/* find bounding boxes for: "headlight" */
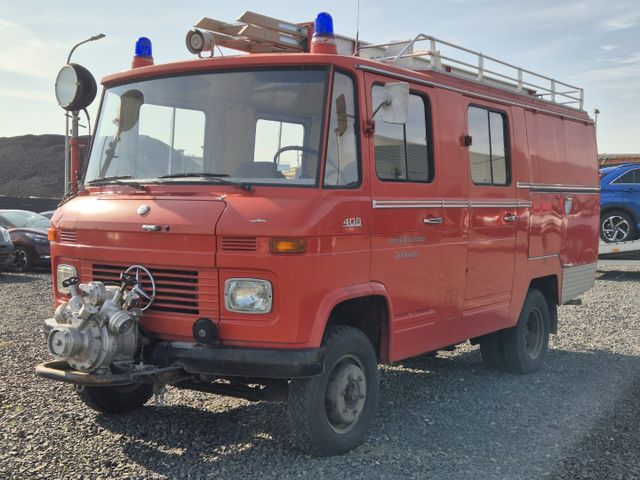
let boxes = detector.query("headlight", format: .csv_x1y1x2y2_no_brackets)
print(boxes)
25,232,49,244
56,264,78,295
0,228,10,243
224,278,272,314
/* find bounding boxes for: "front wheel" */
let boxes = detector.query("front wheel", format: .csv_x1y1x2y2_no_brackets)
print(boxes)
75,384,154,414
287,326,379,455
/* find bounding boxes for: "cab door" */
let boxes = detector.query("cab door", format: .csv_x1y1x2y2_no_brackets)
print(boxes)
365,73,446,360
463,104,517,334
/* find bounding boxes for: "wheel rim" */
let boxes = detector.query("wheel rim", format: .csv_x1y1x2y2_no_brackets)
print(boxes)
325,354,367,434
525,308,544,359
13,249,28,272
602,215,630,242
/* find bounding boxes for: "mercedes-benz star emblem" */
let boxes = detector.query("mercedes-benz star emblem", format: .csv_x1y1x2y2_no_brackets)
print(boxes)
137,204,151,216
124,265,156,311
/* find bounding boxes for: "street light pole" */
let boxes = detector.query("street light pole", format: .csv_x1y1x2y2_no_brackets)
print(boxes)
63,34,105,195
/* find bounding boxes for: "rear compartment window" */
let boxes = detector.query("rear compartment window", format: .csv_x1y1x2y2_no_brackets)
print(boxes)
373,86,432,183
468,106,510,186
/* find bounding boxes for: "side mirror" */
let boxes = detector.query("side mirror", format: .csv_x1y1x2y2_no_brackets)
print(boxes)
372,82,409,124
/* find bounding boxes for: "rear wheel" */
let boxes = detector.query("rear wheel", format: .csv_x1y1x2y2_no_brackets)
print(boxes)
75,384,153,414
287,325,379,455
600,210,635,243
502,289,550,374
13,246,32,272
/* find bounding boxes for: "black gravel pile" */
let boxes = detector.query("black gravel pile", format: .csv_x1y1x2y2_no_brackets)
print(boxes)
0,266,639,479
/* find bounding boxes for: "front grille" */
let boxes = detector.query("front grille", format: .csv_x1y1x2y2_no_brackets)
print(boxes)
92,264,201,315
221,236,258,251
59,229,77,243
0,245,9,263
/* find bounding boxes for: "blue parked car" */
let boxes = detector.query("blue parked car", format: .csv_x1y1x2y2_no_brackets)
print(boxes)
600,163,640,243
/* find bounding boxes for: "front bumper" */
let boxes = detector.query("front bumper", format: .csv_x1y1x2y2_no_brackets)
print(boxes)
35,361,187,386
36,342,324,386
151,342,324,379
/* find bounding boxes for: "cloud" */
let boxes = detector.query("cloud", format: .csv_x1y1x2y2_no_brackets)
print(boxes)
580,61,640,97
0,19,67,79
0,88,52,102
600,45,617,51
616,52,640,65
601,12,640,31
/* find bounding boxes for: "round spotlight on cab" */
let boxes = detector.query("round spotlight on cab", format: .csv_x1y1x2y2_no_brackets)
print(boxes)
186,29,215,54
54,63,97,111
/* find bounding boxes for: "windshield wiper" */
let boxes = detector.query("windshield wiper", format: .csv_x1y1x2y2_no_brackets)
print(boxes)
86,175,147,191
158,172,230,179
157,172,253,192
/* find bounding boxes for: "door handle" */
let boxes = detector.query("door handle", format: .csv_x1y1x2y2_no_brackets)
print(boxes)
503,213,519,223
423,217,444,225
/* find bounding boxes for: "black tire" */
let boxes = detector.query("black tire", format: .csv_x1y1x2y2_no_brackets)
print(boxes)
502,289,550,374
479,331,507,371
75,384,154,414
600,210,636,243
13,246,33,272
287,325,379,456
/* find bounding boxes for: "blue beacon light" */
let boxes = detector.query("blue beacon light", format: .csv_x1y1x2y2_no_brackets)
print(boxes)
132,37,154,68
311,12,337,54
135,37,153,57
314,12,334,36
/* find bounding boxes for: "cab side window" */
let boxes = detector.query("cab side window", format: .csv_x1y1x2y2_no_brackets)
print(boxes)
373,86,432,182
324,72,359,187
468,106,510,185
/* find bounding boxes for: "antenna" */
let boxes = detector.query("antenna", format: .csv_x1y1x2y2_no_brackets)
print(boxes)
354,0,361,55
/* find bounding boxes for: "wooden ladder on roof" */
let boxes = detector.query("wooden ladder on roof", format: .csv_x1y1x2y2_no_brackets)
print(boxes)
194,11,311,53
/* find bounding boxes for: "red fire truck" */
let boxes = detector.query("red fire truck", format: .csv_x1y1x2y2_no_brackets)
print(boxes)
38,11,599,455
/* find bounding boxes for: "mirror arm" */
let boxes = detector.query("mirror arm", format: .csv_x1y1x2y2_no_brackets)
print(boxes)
371,100,391,119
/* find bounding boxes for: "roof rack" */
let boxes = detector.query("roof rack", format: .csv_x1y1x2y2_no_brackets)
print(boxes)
358,34,584,110
189,12,584,111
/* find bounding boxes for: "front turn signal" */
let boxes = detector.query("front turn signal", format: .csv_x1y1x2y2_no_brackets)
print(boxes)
270,238,306,254
48,226,57,241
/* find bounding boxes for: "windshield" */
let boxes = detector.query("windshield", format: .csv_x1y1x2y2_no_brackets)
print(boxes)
85,68,328,187
0,211,50,229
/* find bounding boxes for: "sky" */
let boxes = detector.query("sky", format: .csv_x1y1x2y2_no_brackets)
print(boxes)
0,0,638,153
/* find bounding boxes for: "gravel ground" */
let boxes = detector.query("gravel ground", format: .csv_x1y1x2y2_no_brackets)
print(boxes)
0,265,639,480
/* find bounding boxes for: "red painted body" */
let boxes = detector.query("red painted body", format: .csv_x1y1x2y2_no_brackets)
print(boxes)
50,53,599,364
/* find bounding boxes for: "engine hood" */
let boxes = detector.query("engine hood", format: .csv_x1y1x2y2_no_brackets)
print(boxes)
53,193,226,267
